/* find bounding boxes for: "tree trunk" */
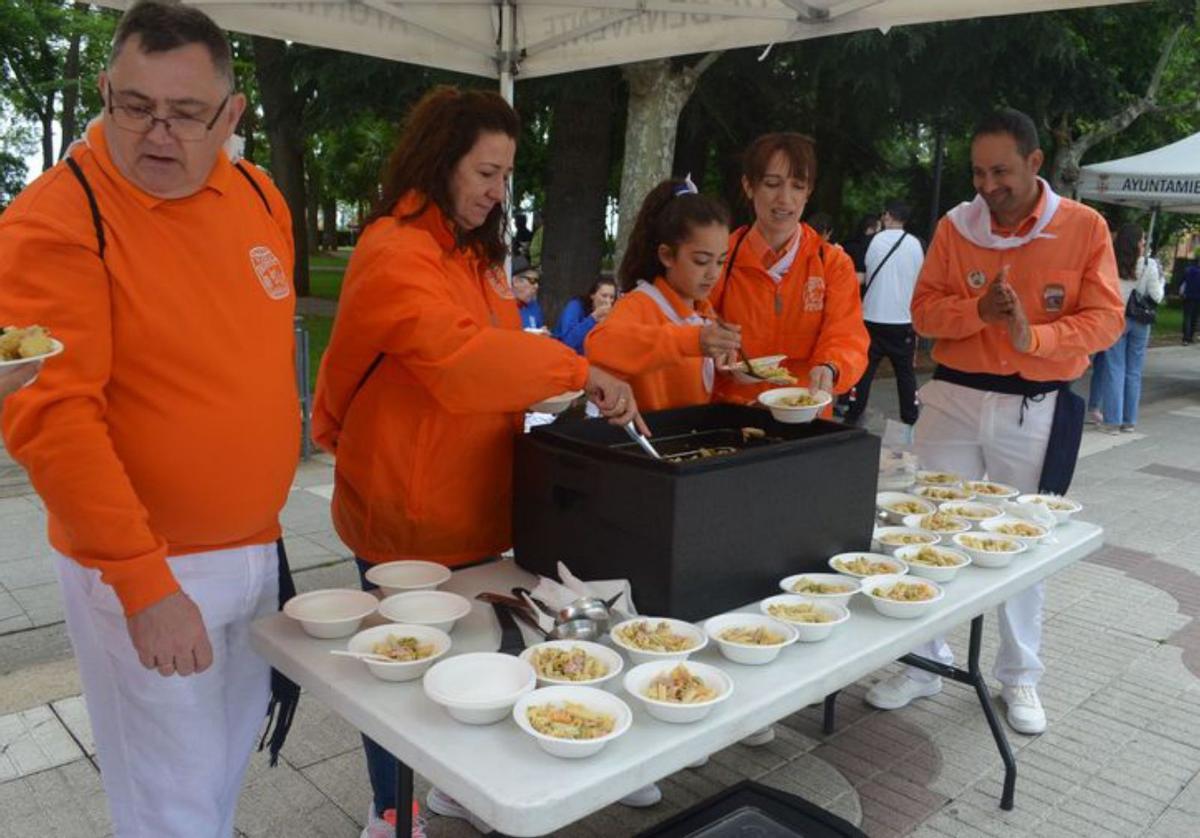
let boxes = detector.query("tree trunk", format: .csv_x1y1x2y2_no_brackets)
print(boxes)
251,35,310,296
306,162,321,255
540,68,619,323
39,106,54,172
58,11,85,159
1048,23,1188,196
614,54,722,269
322,197,338,249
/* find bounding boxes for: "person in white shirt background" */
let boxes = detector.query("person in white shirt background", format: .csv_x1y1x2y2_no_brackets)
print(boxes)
844,199,925,426
1091,222,1165,434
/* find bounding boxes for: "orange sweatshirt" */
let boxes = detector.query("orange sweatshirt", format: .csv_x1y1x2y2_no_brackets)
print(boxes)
0,122,299,615
311,195,589,566
912,190,1123,380
710,224,869,403
584,278,713,412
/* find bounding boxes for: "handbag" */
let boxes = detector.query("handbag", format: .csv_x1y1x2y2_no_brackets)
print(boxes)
1126,289,1157,325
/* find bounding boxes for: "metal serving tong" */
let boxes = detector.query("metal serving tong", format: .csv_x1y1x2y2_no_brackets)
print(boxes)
624,421,662,460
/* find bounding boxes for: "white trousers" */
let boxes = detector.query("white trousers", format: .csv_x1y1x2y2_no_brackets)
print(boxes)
57,543,278,838
905,380,1056,688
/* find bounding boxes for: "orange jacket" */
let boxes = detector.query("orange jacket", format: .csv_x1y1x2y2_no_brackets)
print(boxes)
0,123,298,615
912,192,1123,380
584,278,713,412
311,195,589,566
710,224,869,403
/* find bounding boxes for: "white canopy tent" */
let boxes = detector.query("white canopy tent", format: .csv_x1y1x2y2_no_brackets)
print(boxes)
1077,131,1200,222
1077,131,1200,244
99,1,1140,102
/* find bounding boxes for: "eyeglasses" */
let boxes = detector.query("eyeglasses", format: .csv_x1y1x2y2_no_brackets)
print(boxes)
106,90,231,142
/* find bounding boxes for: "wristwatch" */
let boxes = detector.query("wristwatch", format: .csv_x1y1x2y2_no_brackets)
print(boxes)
820,362,839,384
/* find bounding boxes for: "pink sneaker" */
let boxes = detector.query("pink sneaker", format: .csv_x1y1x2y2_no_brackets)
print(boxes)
361,803,426,838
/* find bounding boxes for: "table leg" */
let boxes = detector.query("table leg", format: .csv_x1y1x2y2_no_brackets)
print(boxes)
823,691,839,735
900,615,1017,810
965,616,1017,811
395,759,413,838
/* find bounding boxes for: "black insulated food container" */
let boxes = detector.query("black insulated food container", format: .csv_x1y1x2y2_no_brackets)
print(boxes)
512,403,880,622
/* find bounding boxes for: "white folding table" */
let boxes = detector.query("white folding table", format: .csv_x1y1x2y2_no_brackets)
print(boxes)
251,521,1103,837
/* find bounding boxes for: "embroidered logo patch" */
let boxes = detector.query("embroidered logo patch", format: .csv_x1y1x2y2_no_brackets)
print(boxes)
1043,284,1066,312
966,270,988,290
803,276,825,312
249,246,290,300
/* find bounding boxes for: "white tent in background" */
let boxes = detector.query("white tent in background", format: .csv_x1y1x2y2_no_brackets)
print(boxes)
1077,131,1200,214
97,1,1142,102
1077,131,1200,243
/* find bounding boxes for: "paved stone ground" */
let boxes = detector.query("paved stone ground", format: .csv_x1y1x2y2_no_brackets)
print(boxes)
3,346,1200,837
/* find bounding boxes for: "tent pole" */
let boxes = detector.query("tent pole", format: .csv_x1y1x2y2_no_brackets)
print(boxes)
501,0,515,275
499,0,515,104
1147,206,1159,250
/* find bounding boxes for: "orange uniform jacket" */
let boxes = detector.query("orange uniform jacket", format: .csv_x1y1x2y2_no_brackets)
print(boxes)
710,224,869,403
311,195,588,566
911,192,1123,380
0,123,299,615
584,278,712,412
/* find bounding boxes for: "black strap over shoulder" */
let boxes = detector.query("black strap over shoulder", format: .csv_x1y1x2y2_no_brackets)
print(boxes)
234,161,273,216
861,232,907,301
64,157,105,260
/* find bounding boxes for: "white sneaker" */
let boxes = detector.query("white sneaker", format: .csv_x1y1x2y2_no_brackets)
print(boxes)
865,673,943,710
687,755,709,768
739,726,775,747
619,783,663,808
1001,685,1046,734
426,787,492,834
361,804,426,838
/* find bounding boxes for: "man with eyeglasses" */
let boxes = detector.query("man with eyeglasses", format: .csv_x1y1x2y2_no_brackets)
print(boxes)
0,2,299,835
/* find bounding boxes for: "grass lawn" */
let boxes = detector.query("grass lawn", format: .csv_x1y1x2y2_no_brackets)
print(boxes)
308,251,350,302
1151,298,1185,344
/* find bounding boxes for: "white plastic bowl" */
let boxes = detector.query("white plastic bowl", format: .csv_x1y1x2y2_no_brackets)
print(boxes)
901,511,972,536
0,336,64,370
952,531,1028,568
759,595,850,642
364,560,452,596
981,516,1051,547
378,590,472,633
283,589,379,639
875,491,937,525
938,501,1004,525
964,480,1020,501
861,574,944,619
1017,493,1083,525
912,469,962,488
530,389,584,414
623,660,734,723
731,354,793,385
703,613,797,665
913,484,975,503
519,640,624,689
423,652,537,725
757,387,831,424
513,686,632,758
872,526,940,556
778,573,861,609
346,623,450,682
892,544,972,583
609,617,707,666
828,551,908,579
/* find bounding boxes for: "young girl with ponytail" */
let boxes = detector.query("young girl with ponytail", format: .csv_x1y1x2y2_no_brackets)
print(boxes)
585,178,742,411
